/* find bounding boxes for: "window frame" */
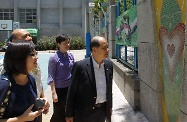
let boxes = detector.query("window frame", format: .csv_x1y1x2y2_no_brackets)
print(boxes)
19,9,37,23
0,9,14,20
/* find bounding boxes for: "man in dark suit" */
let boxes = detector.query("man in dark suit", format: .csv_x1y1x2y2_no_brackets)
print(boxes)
66,36,113,122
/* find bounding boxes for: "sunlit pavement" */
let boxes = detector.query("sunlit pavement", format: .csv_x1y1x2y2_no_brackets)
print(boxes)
43,80,148,122
112,81,148,122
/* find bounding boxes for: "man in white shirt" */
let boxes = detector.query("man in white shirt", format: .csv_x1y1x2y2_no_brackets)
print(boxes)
66,36,113,122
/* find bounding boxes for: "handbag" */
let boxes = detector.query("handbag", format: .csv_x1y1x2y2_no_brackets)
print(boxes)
0,77,11,118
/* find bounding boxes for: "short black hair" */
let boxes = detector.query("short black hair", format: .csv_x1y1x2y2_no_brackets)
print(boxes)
90,36,101,52
4,41,35,75
9,34,17,42
56,34,69,44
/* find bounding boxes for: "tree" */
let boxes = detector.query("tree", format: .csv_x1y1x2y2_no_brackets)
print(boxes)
93,0,107,18
93,0,133,18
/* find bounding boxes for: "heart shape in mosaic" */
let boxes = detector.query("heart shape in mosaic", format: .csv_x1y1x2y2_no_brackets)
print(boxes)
159,23,185,83
167,44,175,58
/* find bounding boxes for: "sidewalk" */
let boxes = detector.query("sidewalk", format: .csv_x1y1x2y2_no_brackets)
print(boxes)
112,81,148,122
42,49,148,122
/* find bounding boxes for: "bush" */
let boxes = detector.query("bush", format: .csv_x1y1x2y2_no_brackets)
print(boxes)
0,41,6,49
69,36,85,50
0,39,8,51
35,35,85,51
35,35,56,51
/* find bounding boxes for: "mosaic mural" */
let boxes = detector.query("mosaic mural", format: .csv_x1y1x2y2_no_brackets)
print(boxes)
154,0,186,121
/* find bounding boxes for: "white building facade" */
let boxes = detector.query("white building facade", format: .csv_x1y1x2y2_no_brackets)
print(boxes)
0,0,87,42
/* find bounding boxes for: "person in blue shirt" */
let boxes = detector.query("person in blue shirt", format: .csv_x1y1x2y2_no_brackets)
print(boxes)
48,34,75,122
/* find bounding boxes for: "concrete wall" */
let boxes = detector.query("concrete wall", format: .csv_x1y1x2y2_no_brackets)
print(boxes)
0,0,14,8
41,0,59,7
17,0,37,7
180,17,187,122
63,0,82,8
41,8,59,24
137,0,162,122
112,59,140,110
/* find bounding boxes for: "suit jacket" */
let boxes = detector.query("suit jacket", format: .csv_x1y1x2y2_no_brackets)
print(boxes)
66,56,113,122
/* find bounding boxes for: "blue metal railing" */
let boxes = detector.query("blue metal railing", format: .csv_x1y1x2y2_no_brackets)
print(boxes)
102,19,105,28
115,1,121,59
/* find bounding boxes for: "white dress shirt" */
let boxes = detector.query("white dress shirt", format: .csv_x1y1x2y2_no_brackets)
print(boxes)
31,65,43,97
92,57,107,104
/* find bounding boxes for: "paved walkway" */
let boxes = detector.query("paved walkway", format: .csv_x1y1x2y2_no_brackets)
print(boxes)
112,81,148,122
41,49,148,122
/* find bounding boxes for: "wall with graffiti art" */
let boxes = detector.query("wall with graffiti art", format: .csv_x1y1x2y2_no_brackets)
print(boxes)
154,0,186,121
115,5,137,47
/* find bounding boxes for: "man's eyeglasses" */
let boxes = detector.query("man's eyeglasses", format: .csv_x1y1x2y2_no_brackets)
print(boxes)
29,51,38,57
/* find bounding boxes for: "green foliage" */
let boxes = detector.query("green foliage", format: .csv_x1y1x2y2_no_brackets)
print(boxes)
118,0,133,14
0,40,7,51
93,0,133,19
0,39,9,51
69,36,85,50
0,35,85,51
126,0,133,10
94,0,107,18
0,42,4,49
120,0,124,14
35,36,56,51
35,35,85,51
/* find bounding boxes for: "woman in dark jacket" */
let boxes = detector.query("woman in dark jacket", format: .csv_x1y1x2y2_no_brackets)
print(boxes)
0,41,49,122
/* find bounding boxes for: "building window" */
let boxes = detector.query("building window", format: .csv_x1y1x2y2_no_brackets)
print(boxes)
20,9,37,23
0,9,14,20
